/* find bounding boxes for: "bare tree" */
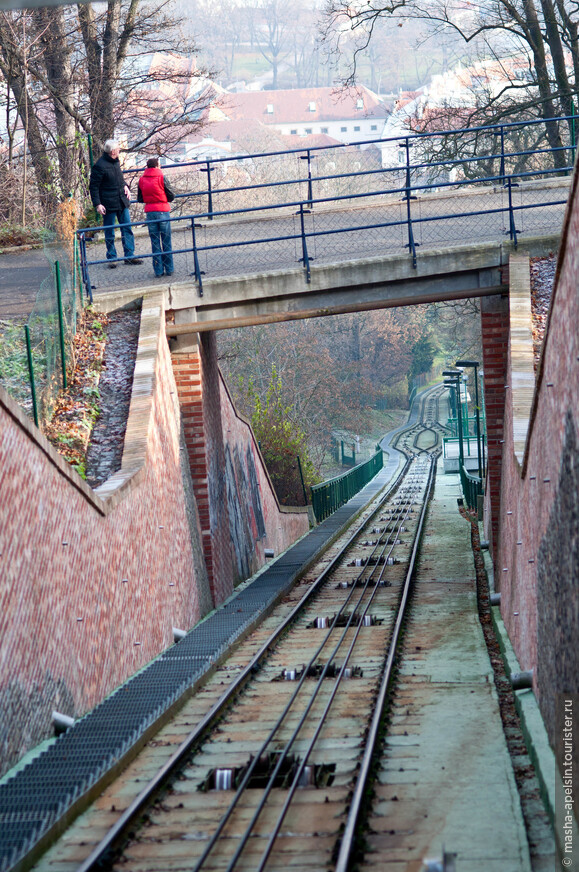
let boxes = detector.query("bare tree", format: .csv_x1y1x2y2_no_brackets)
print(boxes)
322,0,577,167
0,1,213,215
248,0,293,89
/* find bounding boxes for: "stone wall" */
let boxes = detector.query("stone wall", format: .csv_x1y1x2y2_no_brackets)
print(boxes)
0,296,210,777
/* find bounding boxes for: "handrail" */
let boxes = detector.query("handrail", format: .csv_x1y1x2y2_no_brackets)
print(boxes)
311,450,383,523
77,114,574,295
119,112,579,177
460,465,483,512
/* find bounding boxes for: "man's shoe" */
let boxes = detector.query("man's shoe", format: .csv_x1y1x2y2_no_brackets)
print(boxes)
124,258,143,265
164,271,174,276
108,262,117,269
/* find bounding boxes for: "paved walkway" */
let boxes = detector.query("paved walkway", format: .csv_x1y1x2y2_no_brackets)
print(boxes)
363,461,532,871
84,180,568,296
0,178,568,320
0,248,50,320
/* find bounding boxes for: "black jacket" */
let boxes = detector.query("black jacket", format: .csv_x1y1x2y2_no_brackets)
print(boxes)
89,153,130,212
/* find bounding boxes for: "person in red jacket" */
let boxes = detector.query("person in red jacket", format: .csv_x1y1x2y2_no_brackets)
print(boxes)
137,158,175,277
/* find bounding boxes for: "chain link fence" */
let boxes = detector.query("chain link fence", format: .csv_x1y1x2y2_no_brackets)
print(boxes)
0,203,82,427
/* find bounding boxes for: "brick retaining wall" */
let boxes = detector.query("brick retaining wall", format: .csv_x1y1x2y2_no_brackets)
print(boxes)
480,293,510,560
0,296,209,777
171,335,309,602
483,204,579,776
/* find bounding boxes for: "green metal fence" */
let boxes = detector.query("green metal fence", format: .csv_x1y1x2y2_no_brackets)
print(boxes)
311,450,383,523
0,226,81,427
460,465,483,512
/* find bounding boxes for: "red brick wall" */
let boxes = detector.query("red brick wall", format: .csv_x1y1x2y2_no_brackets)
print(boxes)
483,181,579,766
171,343,220,599
480,293,510,561
495,237,579,680
171,335,309,600
0,320,205,777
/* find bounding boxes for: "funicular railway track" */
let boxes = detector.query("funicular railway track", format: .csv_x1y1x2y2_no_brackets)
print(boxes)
30,387,448,872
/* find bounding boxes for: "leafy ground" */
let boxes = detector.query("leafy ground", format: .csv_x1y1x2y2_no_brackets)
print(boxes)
43,307,108,478
0,224,46,249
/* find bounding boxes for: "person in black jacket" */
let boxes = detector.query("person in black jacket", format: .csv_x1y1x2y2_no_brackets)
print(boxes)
89,139,142,269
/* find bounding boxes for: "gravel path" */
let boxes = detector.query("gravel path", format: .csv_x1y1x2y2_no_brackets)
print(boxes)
85,303,141,487
530,254,557,369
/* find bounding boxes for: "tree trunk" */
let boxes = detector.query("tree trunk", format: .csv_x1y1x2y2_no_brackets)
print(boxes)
539,0,574,141
32,7,77,196
0,21,58,214
522,0,566,169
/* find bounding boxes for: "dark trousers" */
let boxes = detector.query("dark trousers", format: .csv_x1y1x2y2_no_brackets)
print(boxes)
146,211,174,276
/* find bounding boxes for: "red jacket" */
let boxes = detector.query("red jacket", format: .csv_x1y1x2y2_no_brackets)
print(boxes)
138,167,172,213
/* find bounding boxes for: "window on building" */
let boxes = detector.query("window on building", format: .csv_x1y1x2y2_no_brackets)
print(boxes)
341,126,347,132
290,129,297,135
354,126,361,132
321,127,328,134
356,98,364,109
309,101,316,112
266,104,274,114
371,125,378,131
305,128,313,134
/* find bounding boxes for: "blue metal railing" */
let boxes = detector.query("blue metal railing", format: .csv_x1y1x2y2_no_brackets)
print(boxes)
311,450,383,523
78,114,575,296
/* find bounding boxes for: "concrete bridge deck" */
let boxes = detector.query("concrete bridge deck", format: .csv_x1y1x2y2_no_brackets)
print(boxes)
84,177,567,333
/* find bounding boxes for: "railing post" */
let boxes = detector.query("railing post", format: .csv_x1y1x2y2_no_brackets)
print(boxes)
78,232,93,304
455,383,465,469
73,235,83,309
300,150,314,208
24,325,39,427
499,125,506,185
298,202,312,283
189,218,205,296
203,161,214,219
296,455,308,506
571,103,577,169
55,260,67,390
402,137,418,268
506,177,518,248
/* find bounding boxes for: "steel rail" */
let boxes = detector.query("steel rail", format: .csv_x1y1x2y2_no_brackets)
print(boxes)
200,391,437,870
76,392,436,872
75,453,416,872
254,464,432,872
227,493,420,869
192,467,420,871
335,453,438,872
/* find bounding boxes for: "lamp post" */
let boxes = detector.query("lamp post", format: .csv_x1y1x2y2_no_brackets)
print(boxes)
443,370,464,469
456,359,484,479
